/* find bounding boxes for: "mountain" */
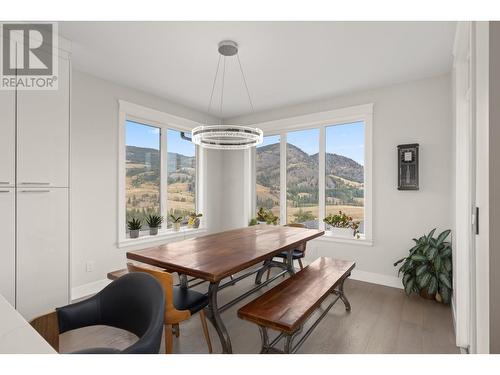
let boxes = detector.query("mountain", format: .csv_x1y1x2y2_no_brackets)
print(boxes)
255,142,364,188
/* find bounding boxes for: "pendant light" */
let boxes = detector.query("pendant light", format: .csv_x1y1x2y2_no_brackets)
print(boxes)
191,40,263,150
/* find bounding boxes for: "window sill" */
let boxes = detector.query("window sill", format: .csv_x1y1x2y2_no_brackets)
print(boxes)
314,232,373,246
118,227,207,249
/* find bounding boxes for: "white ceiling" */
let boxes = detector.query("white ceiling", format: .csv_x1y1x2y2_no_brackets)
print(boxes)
60,22,456,119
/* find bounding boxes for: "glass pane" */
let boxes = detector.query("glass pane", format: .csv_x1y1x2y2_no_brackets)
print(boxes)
125,120,160,231
286,128,320,229
256,135,280,219
325,121,365,233
167,129,196,227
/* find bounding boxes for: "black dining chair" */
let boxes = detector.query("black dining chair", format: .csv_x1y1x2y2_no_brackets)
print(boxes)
30,272,166,354
266,223,307,281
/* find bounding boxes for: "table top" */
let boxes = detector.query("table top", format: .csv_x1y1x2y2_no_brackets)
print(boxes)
0,294,56,354
127,225,324,283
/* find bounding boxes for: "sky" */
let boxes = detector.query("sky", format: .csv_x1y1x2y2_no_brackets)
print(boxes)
126,120,195,157
258,121,365,165
127,119,364,163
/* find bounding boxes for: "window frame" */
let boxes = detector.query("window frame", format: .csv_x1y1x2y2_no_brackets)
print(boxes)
251,103,373,244
118,100,206,247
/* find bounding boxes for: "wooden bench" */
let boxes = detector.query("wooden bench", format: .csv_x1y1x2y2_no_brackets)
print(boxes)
237,257,355,354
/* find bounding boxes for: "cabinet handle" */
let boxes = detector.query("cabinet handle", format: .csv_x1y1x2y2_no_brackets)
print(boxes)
19,182,50,185
0,182,11,184
19,190,51,193
0,190,11,193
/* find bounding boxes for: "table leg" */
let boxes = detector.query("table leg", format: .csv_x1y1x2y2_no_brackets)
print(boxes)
338,274,351,311
179,274,188,289
205,281,233,353
254,259,271,285
286,249,296,276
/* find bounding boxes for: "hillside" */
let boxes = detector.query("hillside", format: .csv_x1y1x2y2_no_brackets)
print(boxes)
255,142,364,209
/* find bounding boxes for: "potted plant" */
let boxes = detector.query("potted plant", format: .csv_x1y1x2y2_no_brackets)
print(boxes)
323,211,360,238
394,229,452,304
127,218,142,239
256,207,268,223
187,212,203,228
169,214,183,232
255,207,279,225
249,218,258,226
145,214,163,235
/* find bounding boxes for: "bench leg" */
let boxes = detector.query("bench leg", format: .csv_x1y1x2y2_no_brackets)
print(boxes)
205,281,233,354
338,275,351,311
258,325,270,353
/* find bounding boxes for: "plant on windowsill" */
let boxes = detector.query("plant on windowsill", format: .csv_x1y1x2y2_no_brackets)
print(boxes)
145,214,164,236
249,218,258,226
169,214,183,232
255,207,279,225
393,229,452,304
187,212,203,228
323,211,360,239
127,218,143,239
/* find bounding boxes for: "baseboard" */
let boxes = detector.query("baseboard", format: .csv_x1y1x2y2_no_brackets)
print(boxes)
349,269,403,289
71,278,111,301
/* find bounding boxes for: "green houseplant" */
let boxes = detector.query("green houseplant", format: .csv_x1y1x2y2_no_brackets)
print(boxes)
169,214,183,232
187,212,203,228
394,228,453,304
249,218,258,226
127,218,142,239
255,207,279,225
145,214,164,235
323,211,360,238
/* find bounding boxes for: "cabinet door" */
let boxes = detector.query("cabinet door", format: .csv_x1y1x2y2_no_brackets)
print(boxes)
0,189,15,306
17,53,69,188
0,90,15,187
16,188,69,320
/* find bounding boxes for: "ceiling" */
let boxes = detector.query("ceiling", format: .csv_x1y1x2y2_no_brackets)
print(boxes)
60,22,456,119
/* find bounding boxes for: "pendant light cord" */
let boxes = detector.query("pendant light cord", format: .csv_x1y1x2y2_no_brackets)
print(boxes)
220,56,226,117
237,54,255,113
206,54,221,122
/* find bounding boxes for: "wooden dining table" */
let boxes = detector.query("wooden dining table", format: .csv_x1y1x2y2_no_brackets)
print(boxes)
126,224,324,353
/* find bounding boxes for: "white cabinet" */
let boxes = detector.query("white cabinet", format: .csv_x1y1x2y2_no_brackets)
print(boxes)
16,55,70,188
0,189,15,305
16,188,69,320
0,91,15,187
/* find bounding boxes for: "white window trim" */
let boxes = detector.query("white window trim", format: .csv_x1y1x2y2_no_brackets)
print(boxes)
251,103,373,244
117,100,205,247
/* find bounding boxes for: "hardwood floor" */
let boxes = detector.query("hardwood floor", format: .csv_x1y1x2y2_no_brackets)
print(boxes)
59,273,459,354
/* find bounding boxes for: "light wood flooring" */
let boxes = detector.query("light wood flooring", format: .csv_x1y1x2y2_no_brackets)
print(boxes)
60,273,459,354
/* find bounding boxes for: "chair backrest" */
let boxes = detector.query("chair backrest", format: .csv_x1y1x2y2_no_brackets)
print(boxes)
98,272,165,353
127,263,191,323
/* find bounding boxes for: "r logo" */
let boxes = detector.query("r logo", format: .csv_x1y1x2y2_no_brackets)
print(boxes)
2,23,54,76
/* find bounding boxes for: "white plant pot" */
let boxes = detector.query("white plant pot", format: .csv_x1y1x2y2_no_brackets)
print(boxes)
329,227,353,238
173,222,181,232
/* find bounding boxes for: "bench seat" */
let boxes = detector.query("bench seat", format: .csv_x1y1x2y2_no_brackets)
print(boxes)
238,257,355,353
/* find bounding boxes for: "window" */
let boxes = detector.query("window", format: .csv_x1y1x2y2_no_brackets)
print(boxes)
255,135,280,217
253,104,372,241
119,100,203,243
286,129,320,229
125,120,161,230
167,129,196,227
325,121,365,234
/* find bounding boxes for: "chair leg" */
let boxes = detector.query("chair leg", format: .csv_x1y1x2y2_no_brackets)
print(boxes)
282,258,287,278
199,310,213,354
298,258,304,270
165,324,174,354
173,323,180,337
266,268,271,281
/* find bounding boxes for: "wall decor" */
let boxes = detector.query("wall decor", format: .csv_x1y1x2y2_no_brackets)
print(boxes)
397,143,419,190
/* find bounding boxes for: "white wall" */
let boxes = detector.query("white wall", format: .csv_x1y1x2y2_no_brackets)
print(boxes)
224,74,453,285
70,70,220,294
